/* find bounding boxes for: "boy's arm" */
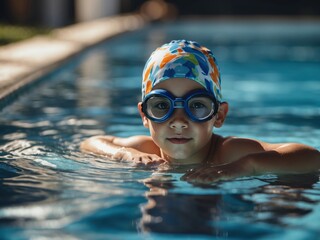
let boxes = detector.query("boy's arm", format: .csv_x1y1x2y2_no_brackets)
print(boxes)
182,138,320,183
80,135,164,166
250,142,320,174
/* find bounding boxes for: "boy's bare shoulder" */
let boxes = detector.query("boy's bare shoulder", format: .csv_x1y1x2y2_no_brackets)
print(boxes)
215,135,268,164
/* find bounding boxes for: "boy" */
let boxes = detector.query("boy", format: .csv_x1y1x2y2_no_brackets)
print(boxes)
81,40,320,183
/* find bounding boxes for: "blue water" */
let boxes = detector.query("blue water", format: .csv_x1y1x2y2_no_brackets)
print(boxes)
0,19,320,239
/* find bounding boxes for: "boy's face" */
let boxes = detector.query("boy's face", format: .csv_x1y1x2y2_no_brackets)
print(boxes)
138,78,228,165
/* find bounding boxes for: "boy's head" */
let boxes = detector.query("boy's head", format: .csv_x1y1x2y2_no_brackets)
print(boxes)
138,40,228,163
141,40,222,102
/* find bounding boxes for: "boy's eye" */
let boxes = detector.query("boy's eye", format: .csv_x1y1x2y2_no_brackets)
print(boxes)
147,96,171,112
189,101,206,109
154,102,169,109
146,97,171,119
188,97,212,109
188,97,214,118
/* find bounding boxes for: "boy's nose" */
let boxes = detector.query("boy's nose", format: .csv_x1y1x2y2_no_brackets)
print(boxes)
169,109,188,129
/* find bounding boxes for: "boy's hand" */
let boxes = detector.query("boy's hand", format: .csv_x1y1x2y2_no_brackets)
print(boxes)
181,158,254,184
112,147,166,168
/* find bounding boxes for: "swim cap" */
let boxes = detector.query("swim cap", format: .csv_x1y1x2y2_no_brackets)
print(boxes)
142,40,222,101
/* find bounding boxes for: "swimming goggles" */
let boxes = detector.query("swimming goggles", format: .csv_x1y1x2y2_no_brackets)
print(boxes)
141,89,219,123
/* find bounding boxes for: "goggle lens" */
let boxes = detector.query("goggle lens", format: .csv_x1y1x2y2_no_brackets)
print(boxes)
187,97,215,119
146,96,171,119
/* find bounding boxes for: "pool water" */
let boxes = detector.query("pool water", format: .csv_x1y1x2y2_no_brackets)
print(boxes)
0,19,320,239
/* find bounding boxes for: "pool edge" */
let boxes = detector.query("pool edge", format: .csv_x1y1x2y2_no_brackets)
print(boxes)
0,14,148,109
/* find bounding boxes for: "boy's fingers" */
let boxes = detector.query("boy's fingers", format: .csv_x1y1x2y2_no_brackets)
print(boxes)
184,166,210,176
184,167,198,175
181,168,202,180
145,158,165,165
181,166,227,183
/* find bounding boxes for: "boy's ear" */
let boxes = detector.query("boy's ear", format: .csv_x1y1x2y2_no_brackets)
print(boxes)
137,102,150,128
214,102,228,128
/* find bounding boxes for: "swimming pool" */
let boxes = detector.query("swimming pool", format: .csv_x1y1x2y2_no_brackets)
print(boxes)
0,19,320,239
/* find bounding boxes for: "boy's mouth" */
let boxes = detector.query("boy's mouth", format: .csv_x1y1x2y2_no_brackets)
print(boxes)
167,137,192,144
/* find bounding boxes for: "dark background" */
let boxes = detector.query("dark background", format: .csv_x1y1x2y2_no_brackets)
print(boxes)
0,0,319,27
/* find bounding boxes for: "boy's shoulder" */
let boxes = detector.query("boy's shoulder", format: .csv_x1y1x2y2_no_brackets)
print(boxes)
214,135,268,164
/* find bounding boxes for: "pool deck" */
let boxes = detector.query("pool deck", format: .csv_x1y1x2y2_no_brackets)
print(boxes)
0,14,147,104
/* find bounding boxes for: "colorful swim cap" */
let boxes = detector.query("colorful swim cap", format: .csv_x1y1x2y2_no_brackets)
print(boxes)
142,40,222,101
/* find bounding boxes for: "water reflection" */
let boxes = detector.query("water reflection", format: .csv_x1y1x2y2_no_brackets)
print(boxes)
138,173,320,237
139,176,223,236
